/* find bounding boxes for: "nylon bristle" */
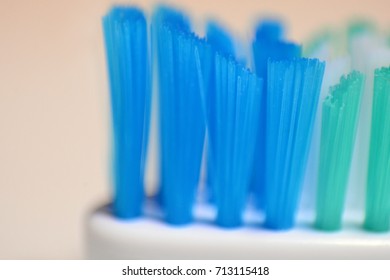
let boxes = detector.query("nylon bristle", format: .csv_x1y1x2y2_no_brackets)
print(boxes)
103,6,151,219
204,54,263,227
364,66,390,232
265,58,325,230
154,7,206,225
315,71,365,231
251,24,301,210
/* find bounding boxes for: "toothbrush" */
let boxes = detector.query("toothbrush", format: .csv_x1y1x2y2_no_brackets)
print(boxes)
87,5,390,259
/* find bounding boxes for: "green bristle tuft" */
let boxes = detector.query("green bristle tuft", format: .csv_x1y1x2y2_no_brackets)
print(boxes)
315,71,365,231
364,66,390,232
304,29,338,58
347,20,375,39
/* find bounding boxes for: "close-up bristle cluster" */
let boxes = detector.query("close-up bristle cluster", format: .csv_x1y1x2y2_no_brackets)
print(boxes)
365,66,390,232
100,4,390,235
316,71,364,231
251,21,301,211
265,58,325,230
154,7,207,225
102,7,151,219
206,54,263,228
2,0,390,263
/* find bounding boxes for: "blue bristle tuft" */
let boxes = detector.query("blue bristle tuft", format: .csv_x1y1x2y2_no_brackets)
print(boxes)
204,53,263,228
265,58,325,230
204,21,236,203
154,8,206,225
206,21,236,57
152,5,191,34
103,6,151,219
151,5,192,207
253,41,302,78
255,19,285,41
251,22,302,210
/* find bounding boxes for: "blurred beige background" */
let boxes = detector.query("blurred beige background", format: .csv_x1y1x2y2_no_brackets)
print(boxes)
0,0,388,259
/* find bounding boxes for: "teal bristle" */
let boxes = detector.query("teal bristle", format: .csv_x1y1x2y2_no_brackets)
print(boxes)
102,6,151,219
315,71,365,231
364,66,390,232
265,58,325,230
203,53,263,228
154,7,206,225
251,21,302,210
347,20,376,42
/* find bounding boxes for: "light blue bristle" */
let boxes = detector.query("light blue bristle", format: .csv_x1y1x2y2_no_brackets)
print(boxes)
102,6,151,219
154,8,206,225
204,53,263,228
265,58,325,230
251,21,302,210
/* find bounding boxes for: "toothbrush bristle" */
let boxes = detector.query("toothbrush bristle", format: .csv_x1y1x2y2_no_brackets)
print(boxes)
303,29,338,59
204,21,236,202
206,21,236,57
101,4,390,233
154,8,206,225
253,40,302,78
364,66,390,232
315,71,365,231
152,5,191,34
205,54,263,227
103,6,151,219
255,20,284,41
347,20,376,40
265,58,325,230
251,25,301,210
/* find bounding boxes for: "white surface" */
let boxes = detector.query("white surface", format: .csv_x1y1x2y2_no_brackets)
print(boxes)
0,0,389,259
87,205,390,259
